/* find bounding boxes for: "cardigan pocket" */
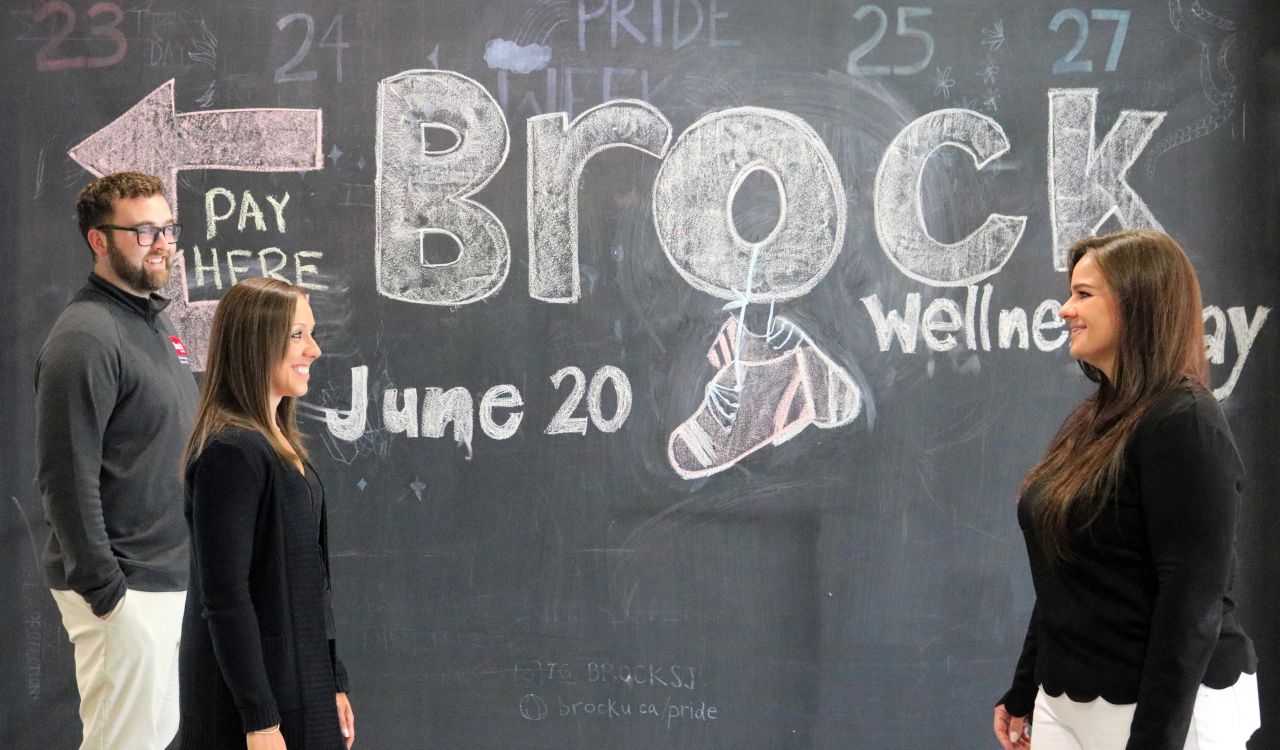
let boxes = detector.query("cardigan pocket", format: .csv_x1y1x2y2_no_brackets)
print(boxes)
260,635,302,710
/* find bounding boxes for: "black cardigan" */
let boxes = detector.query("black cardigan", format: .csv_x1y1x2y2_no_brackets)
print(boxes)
1000,384,1256,750
177,427,350,750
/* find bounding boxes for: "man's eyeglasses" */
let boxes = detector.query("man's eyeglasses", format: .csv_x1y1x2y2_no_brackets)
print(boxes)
95,223,182,247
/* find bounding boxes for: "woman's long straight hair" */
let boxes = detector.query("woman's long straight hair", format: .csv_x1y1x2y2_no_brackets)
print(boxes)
1021,230,1208,563
183,277,310,470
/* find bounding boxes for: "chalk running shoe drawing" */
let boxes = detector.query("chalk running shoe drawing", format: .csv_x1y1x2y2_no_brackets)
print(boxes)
668,316,861,479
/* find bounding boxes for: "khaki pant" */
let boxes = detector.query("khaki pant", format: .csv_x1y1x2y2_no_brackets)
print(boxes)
51,588,185,750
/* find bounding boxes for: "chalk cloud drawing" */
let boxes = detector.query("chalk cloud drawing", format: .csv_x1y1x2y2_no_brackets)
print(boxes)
669,316,861,479
652,106,861,479
528,99,672,302
68,79,323,369
375,70,510,305
1048,88,1165,271
874,108,1026,288
484,38,552,73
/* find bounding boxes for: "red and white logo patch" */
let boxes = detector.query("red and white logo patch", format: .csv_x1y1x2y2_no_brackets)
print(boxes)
169,336,190,366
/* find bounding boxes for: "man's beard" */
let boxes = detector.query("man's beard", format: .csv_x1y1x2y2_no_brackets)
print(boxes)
106,235,171,292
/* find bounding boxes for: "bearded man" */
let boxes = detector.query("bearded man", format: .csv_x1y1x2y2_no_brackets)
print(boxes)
35,171,198,749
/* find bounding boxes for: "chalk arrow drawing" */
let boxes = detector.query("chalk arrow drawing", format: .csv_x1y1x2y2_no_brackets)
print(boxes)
68,79,324,370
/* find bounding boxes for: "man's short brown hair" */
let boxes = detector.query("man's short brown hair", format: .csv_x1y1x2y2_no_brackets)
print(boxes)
76,172,166,250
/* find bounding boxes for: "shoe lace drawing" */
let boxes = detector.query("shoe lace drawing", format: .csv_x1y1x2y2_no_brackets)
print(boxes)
668,315,862,479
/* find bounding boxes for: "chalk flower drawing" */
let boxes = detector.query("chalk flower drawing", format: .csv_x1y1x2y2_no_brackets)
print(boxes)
978,59,1000,87
981,20,1006,52
668,316,861,479
189,22,218,107
933,66,956,99
188,22,217,68
984,92,1001,113
195,82,217,109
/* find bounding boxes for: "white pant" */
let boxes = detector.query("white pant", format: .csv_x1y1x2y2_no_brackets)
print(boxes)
1031,673,1261,750
51,588,185,750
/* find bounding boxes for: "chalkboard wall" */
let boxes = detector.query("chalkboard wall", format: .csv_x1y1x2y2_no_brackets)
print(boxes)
2,1,1276,747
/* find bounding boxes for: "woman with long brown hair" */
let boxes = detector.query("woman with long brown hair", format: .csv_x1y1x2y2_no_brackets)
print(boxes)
176,278,355,749
993,231,1258,749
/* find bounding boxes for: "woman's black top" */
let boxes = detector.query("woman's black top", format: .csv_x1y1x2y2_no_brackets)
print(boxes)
302,463,337,640
1000,383,1256,750
177,427,350,750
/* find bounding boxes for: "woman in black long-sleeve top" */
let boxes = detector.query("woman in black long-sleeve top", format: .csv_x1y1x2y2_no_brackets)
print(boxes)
993,231,1258,750
177,277,354,750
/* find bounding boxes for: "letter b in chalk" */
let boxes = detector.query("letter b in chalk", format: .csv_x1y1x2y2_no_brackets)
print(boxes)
376,70,511,305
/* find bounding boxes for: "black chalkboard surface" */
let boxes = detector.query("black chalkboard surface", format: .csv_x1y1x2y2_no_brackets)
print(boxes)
2,1,1276,747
